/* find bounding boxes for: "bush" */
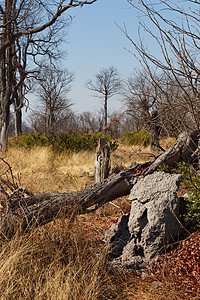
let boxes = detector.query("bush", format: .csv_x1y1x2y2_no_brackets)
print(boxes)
9,132,49,148
158,162,200,229
121,130,151,147
8,132,115,152
9,130,153,152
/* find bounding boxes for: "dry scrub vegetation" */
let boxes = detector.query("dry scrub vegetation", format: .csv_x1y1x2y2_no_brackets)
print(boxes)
0,142,190,299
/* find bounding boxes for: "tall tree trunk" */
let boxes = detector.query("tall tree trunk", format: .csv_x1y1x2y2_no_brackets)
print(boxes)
0,91,10,151
13,58,23,137
14,109,22,136
0,9,6,150
0,0,13,150
104,92,108,128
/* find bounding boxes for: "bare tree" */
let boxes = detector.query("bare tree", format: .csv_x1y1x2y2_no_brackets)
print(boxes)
31,65,74,134
123,71,166,150
85,66,121,129
0,0,97,151
77,111,97,134
123,0,200,138
11,15,66,137
123,71,156,129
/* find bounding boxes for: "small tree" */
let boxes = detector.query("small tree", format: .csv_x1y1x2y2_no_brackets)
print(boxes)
31,65,74,134
123,71,164,150
85,66,121,129
123,70,189,150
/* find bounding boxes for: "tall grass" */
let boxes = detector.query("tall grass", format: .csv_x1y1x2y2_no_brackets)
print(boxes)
0,219,120,300
0,217,183,300
2,147,96,194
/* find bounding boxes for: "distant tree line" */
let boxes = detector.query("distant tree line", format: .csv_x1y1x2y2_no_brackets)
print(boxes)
9,62,200,149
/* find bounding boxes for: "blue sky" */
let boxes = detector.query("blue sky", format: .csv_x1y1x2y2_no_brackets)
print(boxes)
25,0,194,119
64,0,141,115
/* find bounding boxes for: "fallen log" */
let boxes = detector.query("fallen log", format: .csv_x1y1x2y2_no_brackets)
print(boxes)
0,130,198,238
0,163,149,238
145,131,199,174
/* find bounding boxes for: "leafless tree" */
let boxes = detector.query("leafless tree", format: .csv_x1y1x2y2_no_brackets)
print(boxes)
123,71,156,128
123,71,167,150
11,14,67,137
0,0,97,150
31,65,74,134
77,111,97,134
123,0,200,138
85,66,122,129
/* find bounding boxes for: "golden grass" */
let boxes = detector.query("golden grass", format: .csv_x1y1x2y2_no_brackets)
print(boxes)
0,142,184,300
113,137,176,166
0,218,183,300
1,143,157,194
1,147,96,194
0,221,116,300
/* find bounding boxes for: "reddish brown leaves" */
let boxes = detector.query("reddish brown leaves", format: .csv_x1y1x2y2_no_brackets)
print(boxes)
151,232,200,298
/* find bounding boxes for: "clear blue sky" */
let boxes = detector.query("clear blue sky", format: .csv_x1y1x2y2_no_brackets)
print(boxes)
64,0,141,115
25,0,193,119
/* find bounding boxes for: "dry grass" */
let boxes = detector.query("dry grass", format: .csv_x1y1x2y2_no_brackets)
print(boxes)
0,220,118,300
0,143,185,300
2,147,95,194
112,137,176,166
0,218,183,300
1,143,157,194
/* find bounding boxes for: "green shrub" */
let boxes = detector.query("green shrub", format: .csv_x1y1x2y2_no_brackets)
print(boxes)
8,132,116,152
158,162,200,230
121,130,151,147
8,132,49,148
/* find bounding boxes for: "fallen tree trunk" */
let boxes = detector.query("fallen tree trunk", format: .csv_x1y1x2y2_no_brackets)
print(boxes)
0,131,198,238
145,131,199,174
1,163,148,238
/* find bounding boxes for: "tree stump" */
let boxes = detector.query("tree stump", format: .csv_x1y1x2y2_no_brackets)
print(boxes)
94,138,111,183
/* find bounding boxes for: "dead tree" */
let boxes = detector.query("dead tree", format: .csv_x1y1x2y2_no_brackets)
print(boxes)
31,65,74,135
124,0,200,134
0,164,141,238
85,67,121,128
94,138,111,183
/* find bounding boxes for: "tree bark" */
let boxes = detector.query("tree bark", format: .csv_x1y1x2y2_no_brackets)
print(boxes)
104,92,108,129
14,109,22,137
94,138,111,183
0,1,13,150
145,131,199,174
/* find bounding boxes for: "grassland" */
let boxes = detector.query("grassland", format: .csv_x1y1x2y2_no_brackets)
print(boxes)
0,141,188,299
